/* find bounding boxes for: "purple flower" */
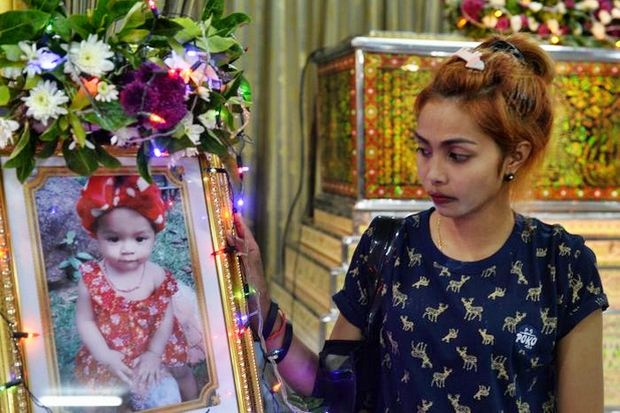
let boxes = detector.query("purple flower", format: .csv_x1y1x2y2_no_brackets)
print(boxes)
461,0,485,20
598,0,613,11
564,0,575,8
120,63,187,130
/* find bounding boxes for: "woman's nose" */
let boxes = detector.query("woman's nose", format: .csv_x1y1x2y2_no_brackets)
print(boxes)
426,157,447,185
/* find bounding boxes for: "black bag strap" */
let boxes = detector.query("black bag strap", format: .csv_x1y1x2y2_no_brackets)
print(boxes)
364,216,405,337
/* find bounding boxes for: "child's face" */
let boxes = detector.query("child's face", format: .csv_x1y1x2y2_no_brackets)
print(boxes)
95,207,156,274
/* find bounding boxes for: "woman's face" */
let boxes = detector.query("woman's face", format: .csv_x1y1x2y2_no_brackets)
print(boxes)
95,207,156,274
415,98,512,220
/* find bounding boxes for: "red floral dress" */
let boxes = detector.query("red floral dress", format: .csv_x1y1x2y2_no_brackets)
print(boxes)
75,261,188,388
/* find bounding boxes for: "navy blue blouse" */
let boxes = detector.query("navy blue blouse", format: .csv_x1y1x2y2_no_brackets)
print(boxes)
333,209,608,412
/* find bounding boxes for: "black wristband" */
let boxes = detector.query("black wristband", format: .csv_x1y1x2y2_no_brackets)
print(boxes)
262,301,279,339
273,322,293,364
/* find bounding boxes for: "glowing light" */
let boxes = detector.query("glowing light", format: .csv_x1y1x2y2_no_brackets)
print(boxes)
236,199,244,207
550,35,560,45
457,17,468,29
39,396,122,407
238,166,250,173
153,147,163,157
493,10,503,18
271,382,282,393
148,113,166,125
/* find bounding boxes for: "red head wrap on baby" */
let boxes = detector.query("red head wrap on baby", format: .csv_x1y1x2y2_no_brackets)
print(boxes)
76,175,167,237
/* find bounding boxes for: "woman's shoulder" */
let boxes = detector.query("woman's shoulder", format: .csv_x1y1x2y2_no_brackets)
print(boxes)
518,214,587,246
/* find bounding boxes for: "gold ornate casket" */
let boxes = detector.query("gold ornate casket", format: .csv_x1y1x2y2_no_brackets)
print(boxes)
275,33,620,409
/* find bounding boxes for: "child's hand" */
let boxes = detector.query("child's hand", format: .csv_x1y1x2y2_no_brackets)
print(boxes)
101,350,132,386
133,350,163,390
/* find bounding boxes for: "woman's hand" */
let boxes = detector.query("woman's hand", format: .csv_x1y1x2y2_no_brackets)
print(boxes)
132,350,163,391
101,350,133,386
228,214,272,321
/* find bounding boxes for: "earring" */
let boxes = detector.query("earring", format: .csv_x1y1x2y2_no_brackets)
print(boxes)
504,172,515,182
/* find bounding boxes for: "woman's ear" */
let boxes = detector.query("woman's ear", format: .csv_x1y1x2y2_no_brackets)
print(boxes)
504,140,532,174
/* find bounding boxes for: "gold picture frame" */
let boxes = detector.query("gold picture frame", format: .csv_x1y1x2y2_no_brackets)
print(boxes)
0,154,263,412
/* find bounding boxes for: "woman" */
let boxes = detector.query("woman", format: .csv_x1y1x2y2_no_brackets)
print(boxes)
233,34,608,412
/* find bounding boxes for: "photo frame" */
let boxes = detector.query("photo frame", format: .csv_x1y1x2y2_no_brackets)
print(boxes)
0,154,263,412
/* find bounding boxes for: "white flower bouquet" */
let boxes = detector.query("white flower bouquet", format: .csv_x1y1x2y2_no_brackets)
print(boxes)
445,0,620,47
0,0,252,182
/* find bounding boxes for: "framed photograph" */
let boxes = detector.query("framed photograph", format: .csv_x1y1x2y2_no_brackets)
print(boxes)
0,154,263,412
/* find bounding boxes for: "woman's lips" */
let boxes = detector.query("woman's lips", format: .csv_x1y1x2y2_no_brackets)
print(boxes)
429,193,455,205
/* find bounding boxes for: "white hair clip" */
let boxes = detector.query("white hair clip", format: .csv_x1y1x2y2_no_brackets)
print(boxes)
453,47,485,71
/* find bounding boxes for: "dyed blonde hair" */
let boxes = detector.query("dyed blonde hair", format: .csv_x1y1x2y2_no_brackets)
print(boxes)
414,34,556,198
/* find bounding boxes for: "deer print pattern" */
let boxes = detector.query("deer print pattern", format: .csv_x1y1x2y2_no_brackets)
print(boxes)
332,210,607,412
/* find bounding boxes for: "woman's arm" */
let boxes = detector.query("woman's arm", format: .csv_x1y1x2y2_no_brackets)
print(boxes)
76,278,132,385
231,214,364,395
556,309,603,413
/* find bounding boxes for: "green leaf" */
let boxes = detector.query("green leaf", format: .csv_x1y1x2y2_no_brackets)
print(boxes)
200,132,227,156
65,230,76,243
0,85,9,106
38,120,59,142
147,17,184,38
95,145,122,169
212,12,251,37
16,157,36,183
83,101,137,131
4,125,33,168
69,257,82,269
51,16,72,41
57,260,71,269
206,35,237,53
0,10,50,44
202,0,225,20
136,142,152,183
68,112,86,146
67,14,95,39
62,141,99,176
36,138,59,159
77,251,94,260
115,1,147,33
118,28,150,43
1,45,22,61
171,17,202,43
23,0,60,13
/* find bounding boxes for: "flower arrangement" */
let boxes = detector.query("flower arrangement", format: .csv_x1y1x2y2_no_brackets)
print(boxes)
445,0,620,47
0,0,252,182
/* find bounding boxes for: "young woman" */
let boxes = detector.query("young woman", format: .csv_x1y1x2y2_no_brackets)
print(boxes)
233,34,608,412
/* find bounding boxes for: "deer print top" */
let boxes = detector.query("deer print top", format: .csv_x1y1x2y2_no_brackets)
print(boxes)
333,209,608,413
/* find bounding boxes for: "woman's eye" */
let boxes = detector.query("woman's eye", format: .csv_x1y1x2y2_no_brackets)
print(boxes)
416,147,431,157
449,153,469,162
106,237,119,242
136,236,148,243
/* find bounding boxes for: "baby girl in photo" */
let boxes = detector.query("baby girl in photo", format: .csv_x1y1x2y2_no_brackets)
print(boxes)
74,175,203,410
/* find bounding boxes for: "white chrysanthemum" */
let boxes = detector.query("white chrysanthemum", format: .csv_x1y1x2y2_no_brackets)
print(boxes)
576,0,600,11
111,127,139,146
547,19,560,34
1,66,22,79
598,10,612,25
181,115,205,144
556,2,567,14
528,16,540,32
95,81,119,102
591,21,607,39
613,7,620,18
198,110,218,130
528,2,543,12
0,118,19,149
19,41,37,61
482,15,498,29
21,80,69,126
197,86,211,101
67,34,114,77
510,15,523,32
